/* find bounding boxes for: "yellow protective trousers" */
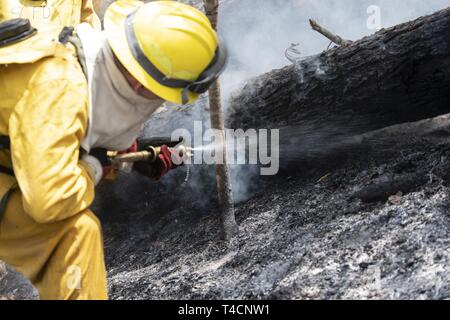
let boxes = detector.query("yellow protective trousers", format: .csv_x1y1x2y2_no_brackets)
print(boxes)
0,175,108,300
0,30,107,300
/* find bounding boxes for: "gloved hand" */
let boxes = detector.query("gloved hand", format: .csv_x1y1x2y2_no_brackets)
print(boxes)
81,148,112,185
133,145,182,180
81,143,139,184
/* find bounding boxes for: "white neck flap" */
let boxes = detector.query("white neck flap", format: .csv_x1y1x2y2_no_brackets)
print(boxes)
76,23,163,152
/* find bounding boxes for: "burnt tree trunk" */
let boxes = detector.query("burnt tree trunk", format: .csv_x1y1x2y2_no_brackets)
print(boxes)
227,8,450,133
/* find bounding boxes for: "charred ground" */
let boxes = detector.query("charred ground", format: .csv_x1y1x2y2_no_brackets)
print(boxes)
100,116,450,300
98,8,450,300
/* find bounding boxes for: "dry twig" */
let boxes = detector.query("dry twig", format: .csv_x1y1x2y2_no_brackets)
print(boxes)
309,19,352,46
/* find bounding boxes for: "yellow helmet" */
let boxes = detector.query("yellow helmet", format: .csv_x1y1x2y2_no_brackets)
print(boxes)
104,0,228,105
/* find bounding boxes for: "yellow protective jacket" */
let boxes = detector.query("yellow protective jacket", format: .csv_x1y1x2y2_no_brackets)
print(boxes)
0,0,101,30
0,29,96,223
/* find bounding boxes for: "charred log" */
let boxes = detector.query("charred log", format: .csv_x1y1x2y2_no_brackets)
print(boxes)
227,8,450,134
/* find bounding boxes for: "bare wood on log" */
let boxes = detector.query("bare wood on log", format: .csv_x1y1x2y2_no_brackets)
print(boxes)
309,19,352,46
204,0,238,241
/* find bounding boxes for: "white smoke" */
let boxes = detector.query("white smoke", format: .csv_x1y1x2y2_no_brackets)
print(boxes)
213,0,450,202
141,0,450,203
217,0,450,99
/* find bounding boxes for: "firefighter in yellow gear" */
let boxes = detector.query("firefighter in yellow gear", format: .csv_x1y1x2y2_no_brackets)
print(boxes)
0,0,226,300
0,0,101,29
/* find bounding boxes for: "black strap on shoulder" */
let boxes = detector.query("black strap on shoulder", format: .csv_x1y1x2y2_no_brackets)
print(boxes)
58,26,74,44
0,182,17,226
0,134,16,221
0,135,10,150
0,186,14,222
58,26,88,80
0,136,14,176
0,166,14,176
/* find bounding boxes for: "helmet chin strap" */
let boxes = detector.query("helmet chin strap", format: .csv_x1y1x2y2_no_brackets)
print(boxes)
131,81,141,92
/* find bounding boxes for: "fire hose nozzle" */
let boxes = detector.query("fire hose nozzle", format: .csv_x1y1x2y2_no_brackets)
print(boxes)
176,145,193,159
110,145,192,166
111,150,153,165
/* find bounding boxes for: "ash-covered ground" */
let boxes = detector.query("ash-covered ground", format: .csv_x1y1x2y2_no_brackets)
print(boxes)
97,4,450,299
98,113,450,300
2,108,449,301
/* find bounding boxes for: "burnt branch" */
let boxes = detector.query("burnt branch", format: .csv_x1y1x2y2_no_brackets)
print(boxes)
309,19,352,46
